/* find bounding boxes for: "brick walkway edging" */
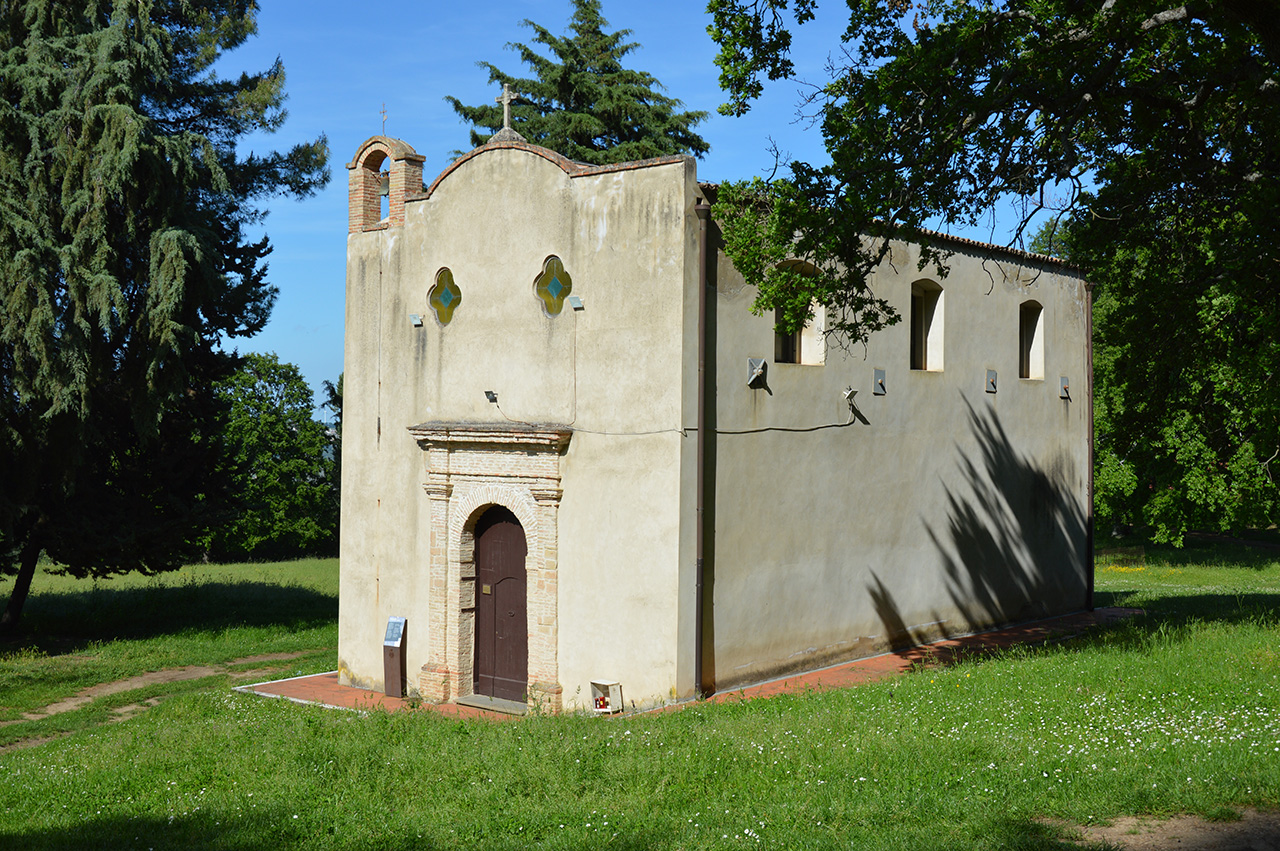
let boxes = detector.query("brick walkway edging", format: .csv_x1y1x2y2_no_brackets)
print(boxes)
236,607,1143,720
663,606,1143,711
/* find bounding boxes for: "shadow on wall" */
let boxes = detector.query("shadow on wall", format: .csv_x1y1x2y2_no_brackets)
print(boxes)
871,396,1089,649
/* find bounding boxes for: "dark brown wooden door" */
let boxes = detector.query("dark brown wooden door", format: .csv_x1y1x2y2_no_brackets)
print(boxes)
473,506,528,702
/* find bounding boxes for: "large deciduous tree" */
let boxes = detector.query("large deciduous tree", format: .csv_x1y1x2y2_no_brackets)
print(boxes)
205,354,336,562
446,0,710,164
0,0,329,631
707,0,1280,542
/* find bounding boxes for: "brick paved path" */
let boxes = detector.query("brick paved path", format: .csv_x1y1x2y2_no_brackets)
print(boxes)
238,607,1142,719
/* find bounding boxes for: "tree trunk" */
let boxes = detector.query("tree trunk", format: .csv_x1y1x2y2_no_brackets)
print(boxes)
0,536,42,636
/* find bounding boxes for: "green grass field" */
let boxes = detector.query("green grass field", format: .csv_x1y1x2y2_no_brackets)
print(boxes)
1,543,1277,850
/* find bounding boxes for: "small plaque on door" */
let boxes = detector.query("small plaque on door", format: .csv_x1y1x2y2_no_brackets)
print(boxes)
482,584,491,595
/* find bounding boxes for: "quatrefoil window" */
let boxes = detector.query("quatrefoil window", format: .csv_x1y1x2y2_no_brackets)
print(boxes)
429,268,462,325
534,256,573,316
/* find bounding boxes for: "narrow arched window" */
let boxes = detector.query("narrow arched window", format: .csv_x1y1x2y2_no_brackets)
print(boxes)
773,261,825,365
910,280,944,371
775,306,801,363
1019,300,1044,379
774,305,825,365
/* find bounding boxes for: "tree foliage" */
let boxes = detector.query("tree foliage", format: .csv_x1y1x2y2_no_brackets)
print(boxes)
205,354,336,562
321,371,342,522
446,0,710,164
0,0,329,630
708,0,1280,541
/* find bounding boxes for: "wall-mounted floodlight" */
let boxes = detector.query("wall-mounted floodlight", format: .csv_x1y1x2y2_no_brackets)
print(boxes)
409,314,423,327
747,358,768,389
1060,377,1071,400
484,390,498,403
568,295,584,311
843,386,870,425
873,368,886,396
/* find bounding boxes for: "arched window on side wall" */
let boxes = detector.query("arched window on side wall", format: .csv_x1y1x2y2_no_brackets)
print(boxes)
1019,300,1044,379
910,280,944,371
773,262,825,366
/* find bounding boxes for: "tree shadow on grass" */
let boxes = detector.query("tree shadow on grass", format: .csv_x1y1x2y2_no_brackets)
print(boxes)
979,817,1122,851
0,811,680,851
0,811,381,851
1,580,336,653
1067,590,1280,657
895,816,1121,851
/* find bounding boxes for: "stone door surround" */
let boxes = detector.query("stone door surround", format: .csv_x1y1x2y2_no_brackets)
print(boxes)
408,422,571,712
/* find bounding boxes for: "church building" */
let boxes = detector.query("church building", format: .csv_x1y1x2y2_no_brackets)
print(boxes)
337,127,1093,713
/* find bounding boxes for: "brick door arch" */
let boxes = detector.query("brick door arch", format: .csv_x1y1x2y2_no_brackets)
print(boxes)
410,424,570,712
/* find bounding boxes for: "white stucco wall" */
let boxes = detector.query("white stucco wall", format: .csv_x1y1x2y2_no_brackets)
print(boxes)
705,237,1092,688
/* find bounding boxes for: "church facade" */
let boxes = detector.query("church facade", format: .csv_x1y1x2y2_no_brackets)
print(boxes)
337,132,1093,712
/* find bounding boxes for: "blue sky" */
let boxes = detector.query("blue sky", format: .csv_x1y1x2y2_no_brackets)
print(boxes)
227,1,1010,410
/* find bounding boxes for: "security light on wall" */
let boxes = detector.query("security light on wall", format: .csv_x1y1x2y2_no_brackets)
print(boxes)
843,386,871,425
409,314,423,327
484,390,498,403
567,295,584,311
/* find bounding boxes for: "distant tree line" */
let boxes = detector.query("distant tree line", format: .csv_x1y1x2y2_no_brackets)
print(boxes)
204,353,340,564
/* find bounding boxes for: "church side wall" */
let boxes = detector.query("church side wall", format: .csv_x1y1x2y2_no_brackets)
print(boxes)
707,240,1091,689
339,148,694,708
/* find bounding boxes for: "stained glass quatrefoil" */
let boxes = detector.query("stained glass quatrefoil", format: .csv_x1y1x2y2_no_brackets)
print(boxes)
534,256,573,316
429,268,462,325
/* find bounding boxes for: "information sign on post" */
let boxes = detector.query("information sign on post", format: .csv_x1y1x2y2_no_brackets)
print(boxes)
383,616,407,698
384,616,406,647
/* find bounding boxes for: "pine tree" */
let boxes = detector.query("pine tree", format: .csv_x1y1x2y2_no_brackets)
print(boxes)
0,1,329,631
446,0,709,165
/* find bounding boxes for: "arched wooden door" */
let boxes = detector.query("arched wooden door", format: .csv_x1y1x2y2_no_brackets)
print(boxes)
473,506,528,702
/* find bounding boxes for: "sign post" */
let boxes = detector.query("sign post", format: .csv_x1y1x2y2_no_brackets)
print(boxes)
383,616,407,698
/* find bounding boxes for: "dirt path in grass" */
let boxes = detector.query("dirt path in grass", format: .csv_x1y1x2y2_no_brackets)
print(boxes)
0,651,311,746
1060,809,1280,850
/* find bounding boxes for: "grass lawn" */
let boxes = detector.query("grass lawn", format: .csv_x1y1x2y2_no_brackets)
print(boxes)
1,543,1277,850
0,560,338,745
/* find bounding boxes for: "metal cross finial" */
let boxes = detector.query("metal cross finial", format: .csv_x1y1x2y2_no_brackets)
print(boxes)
496,84,517,131
380,102,387,134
